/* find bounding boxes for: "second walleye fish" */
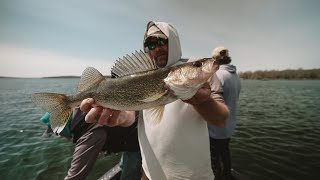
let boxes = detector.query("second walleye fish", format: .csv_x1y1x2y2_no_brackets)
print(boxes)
32,50,220,133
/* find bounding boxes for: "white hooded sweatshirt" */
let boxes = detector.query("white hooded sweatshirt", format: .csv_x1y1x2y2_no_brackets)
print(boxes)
138,21,216,180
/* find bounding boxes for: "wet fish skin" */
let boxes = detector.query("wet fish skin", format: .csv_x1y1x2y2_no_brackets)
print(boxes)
92,67,174,110
32,52,219,133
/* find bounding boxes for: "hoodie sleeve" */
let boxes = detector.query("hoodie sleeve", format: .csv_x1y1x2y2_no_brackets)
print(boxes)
209,74,224,103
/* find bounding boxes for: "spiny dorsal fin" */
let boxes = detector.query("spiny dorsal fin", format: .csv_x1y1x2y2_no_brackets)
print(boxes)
111,50,157,78
78,67,105,92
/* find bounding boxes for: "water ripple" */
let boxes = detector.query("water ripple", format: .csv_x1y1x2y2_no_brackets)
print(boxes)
1,79,320,180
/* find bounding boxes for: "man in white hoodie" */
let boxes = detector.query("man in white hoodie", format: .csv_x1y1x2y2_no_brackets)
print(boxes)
80,21,229,180
208,47,241,180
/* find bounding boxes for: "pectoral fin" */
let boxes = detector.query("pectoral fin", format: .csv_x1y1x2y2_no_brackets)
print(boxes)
144,106,165,124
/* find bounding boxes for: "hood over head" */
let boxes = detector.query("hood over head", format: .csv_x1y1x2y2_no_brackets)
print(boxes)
212,46,229,57
144,21,182,67
212,46,232,65
212,46,236,73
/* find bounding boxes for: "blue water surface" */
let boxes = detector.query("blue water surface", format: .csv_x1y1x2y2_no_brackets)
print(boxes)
0,78,319,180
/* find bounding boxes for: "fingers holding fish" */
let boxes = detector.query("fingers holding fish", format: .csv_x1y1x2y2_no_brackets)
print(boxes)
98,109,120,127
117,111,137,127
85,106,103,123
95,109,136,127
183,82,212,105
80,98,95,113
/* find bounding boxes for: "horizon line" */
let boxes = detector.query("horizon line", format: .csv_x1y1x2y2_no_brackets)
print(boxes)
1,67,319,79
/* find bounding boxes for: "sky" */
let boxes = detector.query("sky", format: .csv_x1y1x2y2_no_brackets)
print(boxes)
0,0,319,77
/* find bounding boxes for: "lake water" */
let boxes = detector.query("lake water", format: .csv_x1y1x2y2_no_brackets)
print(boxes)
0,78,319,180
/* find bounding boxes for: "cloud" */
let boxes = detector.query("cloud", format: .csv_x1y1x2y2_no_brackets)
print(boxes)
0,43,113,78
1,0,319,76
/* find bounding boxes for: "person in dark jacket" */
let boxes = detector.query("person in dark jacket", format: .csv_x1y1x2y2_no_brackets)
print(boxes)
41,107,141,180
40,74,142,180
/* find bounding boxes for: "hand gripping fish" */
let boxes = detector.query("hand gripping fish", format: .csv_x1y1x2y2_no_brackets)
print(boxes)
32,50,220,133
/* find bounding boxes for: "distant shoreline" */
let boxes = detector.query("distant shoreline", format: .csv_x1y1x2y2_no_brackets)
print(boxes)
0,75,111,79
1,68,319,80
42,76,81,79
239,68,320,80
0,76,80,79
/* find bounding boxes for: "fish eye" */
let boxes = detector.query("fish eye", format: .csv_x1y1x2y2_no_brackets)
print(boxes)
193,61,202,67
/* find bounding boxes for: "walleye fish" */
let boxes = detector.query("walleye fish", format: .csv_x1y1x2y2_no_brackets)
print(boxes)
32,50,220,133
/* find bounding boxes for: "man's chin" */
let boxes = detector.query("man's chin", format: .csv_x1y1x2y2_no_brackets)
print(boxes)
156,56,168,67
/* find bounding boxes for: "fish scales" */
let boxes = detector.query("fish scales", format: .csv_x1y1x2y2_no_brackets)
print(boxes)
93,68,173,109
32,51,219,133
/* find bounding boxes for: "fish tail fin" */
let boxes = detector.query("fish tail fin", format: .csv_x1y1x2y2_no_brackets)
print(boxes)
32,93,71,134
145,106,165,124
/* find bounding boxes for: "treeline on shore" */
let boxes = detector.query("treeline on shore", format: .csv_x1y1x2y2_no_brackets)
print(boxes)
239,68,320,80
41,75,112,79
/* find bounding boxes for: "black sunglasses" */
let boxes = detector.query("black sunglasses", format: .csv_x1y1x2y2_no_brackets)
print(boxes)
144,38,168,50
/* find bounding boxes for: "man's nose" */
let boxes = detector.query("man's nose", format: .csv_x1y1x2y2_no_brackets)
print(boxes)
154,45,163,51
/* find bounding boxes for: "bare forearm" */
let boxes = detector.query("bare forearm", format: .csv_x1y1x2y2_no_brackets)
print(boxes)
192,98,229,127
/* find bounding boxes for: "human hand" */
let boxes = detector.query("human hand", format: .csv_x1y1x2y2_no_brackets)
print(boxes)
182,82,212,105
80,98,135,127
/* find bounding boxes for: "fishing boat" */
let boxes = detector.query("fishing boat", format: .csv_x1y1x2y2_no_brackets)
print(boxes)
98,162,250,180
98,162,121,180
